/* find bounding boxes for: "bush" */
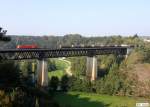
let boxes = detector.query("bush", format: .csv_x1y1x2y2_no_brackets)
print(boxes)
68,76,92,92
49,76,59,91
60,75,69,91
0,61,21,88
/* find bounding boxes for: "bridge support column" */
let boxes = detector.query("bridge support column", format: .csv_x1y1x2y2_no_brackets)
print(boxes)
126,47,133,58
86,56,97,81
37,59,48,87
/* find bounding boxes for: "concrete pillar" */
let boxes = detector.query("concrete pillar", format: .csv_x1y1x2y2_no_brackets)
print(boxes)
126,47,133,58
31,62,36,84
86,56,97,81
37,59,48,87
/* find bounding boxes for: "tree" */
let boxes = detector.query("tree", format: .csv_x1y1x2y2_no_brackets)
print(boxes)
0,27,11,41
0,61,22,106
0,61,21,88
68,76,92,92
48,60,57,71
80,78,92,92
133,34,139,38
60,75,69,91
70,57,86,77
49,76,59,91
68,76,82,91
95,79,105,94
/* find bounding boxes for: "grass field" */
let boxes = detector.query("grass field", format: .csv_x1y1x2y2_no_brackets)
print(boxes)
54,92,147,107
48,59,70,79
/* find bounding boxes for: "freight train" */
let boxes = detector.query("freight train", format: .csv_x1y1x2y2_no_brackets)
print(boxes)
16,44,134,49
16,44,38,49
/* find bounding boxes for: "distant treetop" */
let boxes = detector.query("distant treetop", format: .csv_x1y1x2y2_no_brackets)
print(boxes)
133,34,139,38
0,27,11,41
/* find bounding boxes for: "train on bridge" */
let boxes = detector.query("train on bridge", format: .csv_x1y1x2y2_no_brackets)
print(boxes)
60,44,134,48
16,44,134,49
16,44,38,49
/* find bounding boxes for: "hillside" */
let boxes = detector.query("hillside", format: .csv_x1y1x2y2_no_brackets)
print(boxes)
118,47,150,97
125,47,150,82
132,64,150,82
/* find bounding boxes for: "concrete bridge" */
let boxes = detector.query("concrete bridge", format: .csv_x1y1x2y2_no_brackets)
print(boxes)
0,46,133,87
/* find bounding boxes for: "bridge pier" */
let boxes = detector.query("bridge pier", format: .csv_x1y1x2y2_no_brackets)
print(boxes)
126,47,133,58
86,56,97,81
37,59,48,87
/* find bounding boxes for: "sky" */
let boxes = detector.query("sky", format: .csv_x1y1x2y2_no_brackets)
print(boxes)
0,0,150,36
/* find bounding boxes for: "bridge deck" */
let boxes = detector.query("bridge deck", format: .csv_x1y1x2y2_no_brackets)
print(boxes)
0,47,129,60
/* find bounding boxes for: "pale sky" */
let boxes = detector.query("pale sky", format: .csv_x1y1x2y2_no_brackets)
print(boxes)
0,0,150,36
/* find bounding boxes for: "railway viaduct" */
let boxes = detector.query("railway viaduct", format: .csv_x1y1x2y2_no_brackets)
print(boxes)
0,46,133,87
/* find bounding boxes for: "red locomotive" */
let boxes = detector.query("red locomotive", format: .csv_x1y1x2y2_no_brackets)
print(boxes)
16,44,38,49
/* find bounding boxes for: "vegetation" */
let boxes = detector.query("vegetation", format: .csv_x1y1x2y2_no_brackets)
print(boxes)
0,34,150,106
0,34,146,49
48,59,69,79
0,60,66,107
0,61,21,88
68,57,86,76
0,27,11,42
62,35,150,98
54,92,140,107
49,76,59,91
66,47,150,97
14,35,150,98
60,75,69,91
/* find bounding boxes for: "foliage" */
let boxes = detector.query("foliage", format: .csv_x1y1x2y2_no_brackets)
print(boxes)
48,60,57,71
55,92,138,107
0,61,21,88
69,57,86,77
68,77,92,92
18,60,36,86
1,34,146,49
48,59,69,79
49,76,59,91
60,75,69,91
0,90,12,107
0,27,11,42
49,70,65,80
97,55,116,77
95,63,123,95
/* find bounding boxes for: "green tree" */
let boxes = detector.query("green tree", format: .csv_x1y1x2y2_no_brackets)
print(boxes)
68,77,82,91
70,57,86,77
0,61,20,88
49,76,59,91
48,60,57,71
68,77,92,92
80,78,92,92
0,27,11,42
60,75,69,91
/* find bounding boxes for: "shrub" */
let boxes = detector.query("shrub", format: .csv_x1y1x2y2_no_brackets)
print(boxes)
49,76,59,91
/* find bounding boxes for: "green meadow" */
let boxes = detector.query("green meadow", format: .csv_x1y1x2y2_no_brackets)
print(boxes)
48,59,69,79
54,92,147,107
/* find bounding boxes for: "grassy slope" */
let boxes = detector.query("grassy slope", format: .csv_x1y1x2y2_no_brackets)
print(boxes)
48,59,69,79
125,51,150,82
54,92,145,107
